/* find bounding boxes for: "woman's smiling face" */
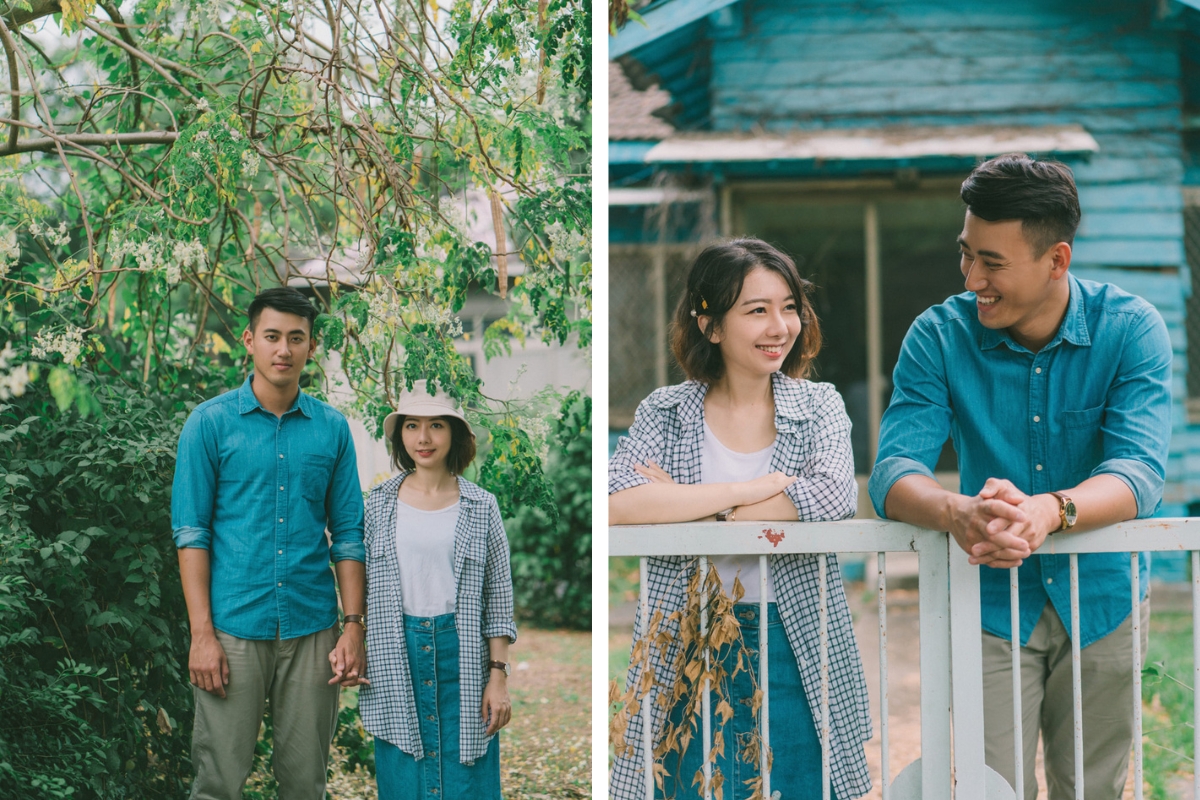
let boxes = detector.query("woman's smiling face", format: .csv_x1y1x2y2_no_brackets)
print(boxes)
702,266,802,379
401,415,453,470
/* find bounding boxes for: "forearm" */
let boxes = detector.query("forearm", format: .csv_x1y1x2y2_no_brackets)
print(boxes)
1052,474,1138,533
883,474,962,530
734,492,799,521
178,548,216,636
333,559,366,617
609,482,750,524
488,636,510,665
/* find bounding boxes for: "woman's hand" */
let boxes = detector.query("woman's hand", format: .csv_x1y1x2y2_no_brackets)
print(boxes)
634,461,676,484
736,472,797,506
481,673,512,735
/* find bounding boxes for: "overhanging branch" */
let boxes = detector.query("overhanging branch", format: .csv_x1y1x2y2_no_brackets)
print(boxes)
0,130,178,156
0,0,61,27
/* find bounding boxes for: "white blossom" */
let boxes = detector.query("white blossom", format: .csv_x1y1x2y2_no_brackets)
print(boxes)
169,239,207,284
241,149,261,178
0,229,18,278
31,326,85,366
0,360,30,399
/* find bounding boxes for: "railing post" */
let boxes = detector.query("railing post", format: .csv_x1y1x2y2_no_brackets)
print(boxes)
639,557,654,800
699,555,712,800
1131,553,1143,800
1070,553,1083,798
878,552,890,800
819,554,831,800
948,544,986,798
759,554,771,799
918,535,952,800
1010,566,1024,800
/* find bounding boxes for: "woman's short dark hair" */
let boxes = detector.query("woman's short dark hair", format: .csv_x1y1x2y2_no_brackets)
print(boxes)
669,238,822,384
390,415,477,475
960,153,1081,257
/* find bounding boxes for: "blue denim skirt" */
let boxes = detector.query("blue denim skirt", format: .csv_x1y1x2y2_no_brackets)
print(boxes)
375,613,501,800
658,603,835,800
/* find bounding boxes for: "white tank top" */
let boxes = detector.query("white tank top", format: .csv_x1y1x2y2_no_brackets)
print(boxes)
700,420,777,603
393,498,460,617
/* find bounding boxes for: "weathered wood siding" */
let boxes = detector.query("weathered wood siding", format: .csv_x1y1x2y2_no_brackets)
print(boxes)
699,0,1195,508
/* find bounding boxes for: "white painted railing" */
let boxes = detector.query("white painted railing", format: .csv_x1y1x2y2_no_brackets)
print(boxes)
610,518,1200,800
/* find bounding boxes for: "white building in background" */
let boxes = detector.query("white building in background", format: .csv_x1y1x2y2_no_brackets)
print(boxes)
285,191,591,488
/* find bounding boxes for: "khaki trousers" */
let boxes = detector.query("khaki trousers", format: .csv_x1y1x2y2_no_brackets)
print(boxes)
981,598,1149,800
189,625,340,800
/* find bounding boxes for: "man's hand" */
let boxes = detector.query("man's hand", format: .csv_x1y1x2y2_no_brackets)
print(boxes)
481,673,512,735
190,630,230,698
328,625,369,687
977,478,1060,560
946,478,1034,568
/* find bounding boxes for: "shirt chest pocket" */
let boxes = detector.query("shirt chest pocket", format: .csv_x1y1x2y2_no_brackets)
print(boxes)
1058,405,1105,463
298,453,336,501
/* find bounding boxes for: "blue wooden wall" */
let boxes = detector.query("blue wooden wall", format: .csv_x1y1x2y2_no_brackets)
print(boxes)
618,0,1200,519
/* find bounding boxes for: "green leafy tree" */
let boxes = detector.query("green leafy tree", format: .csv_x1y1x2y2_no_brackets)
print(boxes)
0,0,589,796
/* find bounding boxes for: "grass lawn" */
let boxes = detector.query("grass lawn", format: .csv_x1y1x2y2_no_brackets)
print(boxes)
244,627,591,799
1141,610,1196,800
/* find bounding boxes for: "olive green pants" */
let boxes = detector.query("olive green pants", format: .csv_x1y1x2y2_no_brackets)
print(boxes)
982,598,1149,800
189,625,340,800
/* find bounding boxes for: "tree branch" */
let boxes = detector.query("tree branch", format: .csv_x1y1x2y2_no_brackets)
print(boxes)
0,129,178,156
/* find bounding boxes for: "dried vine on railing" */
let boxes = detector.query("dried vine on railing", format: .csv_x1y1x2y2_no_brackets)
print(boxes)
612,565,772,800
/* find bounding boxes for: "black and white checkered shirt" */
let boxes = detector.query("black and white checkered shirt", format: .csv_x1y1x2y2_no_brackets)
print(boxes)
609,373,873,800
359,473,517,763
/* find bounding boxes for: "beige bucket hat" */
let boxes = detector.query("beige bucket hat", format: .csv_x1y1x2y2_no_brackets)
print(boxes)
382,379,473,441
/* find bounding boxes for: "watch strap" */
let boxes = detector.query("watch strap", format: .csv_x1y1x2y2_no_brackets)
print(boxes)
488,660,510,676
1048,491,1074,531
343,614,365,629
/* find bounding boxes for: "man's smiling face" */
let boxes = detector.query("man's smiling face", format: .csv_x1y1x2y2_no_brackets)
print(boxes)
958,210,1068,341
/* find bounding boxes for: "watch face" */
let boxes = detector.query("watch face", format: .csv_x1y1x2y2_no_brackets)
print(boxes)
1064,499,1078,526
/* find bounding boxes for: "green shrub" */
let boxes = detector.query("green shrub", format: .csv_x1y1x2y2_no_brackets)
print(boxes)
0,369,201,799
505,393,592,630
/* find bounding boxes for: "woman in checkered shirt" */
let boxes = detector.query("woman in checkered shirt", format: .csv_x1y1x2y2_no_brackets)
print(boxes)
609,239,872,799
359,380,516,800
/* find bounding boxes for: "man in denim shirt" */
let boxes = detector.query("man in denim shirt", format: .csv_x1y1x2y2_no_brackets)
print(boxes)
172,287,366,800
869,154,1172,798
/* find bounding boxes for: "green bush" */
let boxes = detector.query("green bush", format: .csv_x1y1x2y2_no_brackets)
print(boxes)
0,370,202,799
505,393,592,630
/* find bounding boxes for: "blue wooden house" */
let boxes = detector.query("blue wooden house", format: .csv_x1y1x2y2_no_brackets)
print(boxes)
609,1,1200,574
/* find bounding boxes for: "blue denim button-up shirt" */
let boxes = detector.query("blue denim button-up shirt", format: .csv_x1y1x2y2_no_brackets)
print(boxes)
869,275,1172,647
171,375,365,640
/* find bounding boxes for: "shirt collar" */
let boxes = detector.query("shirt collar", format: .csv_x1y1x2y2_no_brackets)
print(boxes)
978,273,1091,353
663,372,814,434
238,373,312,417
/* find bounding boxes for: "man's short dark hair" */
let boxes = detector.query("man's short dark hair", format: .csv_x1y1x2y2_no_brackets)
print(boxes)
960,153,1081,257
248,287,318,332
390,415,477,475
669,238,822,384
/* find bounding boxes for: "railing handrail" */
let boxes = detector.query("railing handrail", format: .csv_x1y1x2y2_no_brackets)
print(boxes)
609,517,1200,556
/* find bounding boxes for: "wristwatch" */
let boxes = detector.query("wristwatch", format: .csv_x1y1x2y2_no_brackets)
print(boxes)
1049,491,1077,531
716,507,737,522
343,614,365,631
488,660,511,676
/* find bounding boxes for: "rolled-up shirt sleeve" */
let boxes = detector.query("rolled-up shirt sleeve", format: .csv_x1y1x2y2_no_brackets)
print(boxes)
609,394,667,495
171,409,217,550
785,383,858,521
868,317,953,519
482,496,517,642
327,417,366,562
1090,308,1172,517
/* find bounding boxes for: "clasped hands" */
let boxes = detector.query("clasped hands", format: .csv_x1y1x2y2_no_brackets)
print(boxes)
952,477,1061,569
